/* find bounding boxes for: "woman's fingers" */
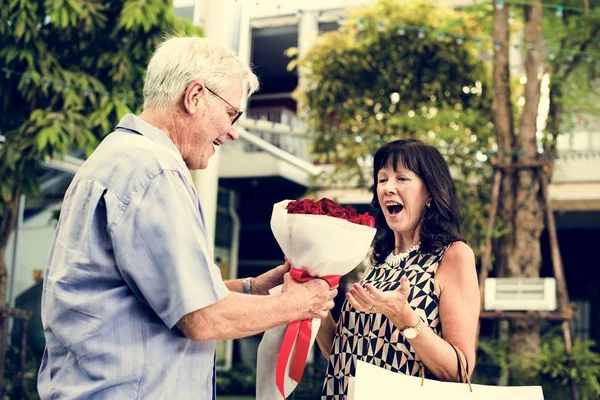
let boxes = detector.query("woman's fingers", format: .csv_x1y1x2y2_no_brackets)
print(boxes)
364,284,385,300
351,283,373,304
346,292,367,311
397,275,411,296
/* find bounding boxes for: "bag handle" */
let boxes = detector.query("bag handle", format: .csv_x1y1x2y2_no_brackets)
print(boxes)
450,343,472,392
418,344,473,392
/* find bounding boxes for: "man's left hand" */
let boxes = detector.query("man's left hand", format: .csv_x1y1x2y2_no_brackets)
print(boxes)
251,260,291,295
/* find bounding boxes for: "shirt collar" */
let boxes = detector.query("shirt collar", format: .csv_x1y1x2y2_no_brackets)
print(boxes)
116,114,182,158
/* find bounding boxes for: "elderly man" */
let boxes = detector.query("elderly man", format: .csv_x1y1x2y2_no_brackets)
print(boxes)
38,36,336,399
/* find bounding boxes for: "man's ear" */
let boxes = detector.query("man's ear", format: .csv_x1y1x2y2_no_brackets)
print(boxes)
183,80,205,114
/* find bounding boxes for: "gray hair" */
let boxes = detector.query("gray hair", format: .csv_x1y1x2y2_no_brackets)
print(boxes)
143,36,259,110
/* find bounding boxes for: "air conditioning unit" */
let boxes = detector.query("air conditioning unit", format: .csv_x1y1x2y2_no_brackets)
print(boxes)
484,278,557,311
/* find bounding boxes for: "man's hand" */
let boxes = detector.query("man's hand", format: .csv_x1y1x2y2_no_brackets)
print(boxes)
251,261,291,295
282,273,337,320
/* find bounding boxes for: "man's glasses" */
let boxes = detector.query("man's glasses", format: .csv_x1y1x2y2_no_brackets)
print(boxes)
205,86,243,125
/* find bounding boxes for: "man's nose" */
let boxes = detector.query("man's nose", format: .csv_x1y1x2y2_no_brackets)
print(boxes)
228,124,239,141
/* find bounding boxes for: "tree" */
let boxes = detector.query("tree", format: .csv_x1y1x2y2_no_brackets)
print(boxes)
542,3,600,160
296,0,495,254
491,0,600,386
0,0,201,307
491,0,544,383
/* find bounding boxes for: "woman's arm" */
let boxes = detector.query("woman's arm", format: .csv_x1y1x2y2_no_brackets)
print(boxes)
399,242,479,380
317,260,373,359
347,242,479,381
316,312,337,359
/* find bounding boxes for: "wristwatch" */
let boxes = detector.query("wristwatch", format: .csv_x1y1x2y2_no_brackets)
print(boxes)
242,277,253,294
400,316,426,339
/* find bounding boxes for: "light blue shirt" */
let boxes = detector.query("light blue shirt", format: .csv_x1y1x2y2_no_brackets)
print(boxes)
38,114,230,399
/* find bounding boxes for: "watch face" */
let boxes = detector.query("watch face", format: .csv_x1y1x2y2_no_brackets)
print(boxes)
403,328,417,339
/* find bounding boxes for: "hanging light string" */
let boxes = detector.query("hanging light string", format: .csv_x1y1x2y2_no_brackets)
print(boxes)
3,14,597,100
494,0,598,16
2,1,598,162
246,0,598,16
2,66,597,161
350,19,599,62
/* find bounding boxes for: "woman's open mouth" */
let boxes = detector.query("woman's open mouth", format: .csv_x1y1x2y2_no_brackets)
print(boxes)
385,202,404,216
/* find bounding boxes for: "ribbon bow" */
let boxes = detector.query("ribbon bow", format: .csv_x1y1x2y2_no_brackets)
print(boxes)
275,268,341,398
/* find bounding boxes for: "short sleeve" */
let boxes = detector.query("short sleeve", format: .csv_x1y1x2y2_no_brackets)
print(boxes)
110,170,229,328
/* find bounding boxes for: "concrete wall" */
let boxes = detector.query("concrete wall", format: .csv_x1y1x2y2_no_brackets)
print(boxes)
4,204,59,305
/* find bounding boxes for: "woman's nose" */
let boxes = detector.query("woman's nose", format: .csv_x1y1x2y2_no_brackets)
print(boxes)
383,181,396,194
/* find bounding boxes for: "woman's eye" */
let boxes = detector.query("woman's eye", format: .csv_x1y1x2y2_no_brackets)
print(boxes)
378,179,387,184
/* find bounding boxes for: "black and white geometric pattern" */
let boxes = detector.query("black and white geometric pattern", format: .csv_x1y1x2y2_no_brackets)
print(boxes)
321,245,451,399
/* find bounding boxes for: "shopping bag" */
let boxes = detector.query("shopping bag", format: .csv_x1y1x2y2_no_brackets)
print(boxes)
348,360,544,400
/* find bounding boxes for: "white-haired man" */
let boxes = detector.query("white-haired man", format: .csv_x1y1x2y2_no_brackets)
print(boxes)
37,37,336,399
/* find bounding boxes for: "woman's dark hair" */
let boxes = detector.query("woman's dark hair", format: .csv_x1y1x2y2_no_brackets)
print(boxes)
370,139,464,266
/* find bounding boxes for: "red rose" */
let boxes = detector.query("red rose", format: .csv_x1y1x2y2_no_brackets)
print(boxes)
348,216,361,225
286,200,307,214
344,206,358,219
286,198,375,228
316,198,336,213
305,201,325,215
287,199,325,215
317,198,347,219
359,213,375,228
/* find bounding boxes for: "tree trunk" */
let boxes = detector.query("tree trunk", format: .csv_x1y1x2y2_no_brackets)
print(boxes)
491,0,515,282
492,0,545,384
491,1,514,162
511,5,544,383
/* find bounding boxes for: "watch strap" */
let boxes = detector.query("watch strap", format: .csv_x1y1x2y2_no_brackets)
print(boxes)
401,315,425,337
242,277,253,294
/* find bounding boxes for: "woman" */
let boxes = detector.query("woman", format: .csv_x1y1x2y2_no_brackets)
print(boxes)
318,139,480,399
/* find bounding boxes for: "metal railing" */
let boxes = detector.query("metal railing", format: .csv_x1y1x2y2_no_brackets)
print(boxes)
237,118,312,161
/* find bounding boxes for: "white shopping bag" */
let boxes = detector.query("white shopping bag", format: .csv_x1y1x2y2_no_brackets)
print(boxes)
349,360,544,400
256,200,376,399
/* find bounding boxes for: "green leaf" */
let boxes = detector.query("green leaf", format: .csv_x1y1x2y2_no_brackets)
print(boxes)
1,185,12,202
36,127,54,150
0,0,205,292
14,18,25,38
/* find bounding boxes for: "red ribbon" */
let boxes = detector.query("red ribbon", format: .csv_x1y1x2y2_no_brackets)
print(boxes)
275,268,341,398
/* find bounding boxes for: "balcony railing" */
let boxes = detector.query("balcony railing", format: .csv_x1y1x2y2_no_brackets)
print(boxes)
236,118,312,161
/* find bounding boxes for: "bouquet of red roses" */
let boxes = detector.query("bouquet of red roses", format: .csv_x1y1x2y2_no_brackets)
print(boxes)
286,198,375,227
256,198,376,399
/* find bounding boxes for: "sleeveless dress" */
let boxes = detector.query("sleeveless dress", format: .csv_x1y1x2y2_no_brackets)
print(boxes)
321,244,451,399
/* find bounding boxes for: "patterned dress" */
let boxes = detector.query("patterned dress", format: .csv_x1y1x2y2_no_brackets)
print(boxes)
321,244,451,399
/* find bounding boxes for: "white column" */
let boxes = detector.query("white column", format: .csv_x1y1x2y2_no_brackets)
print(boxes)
190,0,238,245
297,9,320,101
191,1,247,372
298,10,320,59
296,9,319,155
237,0,252,113
297,9,319,116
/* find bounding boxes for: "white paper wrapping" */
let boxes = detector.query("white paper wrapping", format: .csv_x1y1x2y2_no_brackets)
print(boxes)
256,200,376,399
349,361,544,400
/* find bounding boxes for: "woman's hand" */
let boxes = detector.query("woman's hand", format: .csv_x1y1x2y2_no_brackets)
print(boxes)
346,275,419,329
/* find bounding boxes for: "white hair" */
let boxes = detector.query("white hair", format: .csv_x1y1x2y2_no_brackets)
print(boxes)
143,36,259,110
